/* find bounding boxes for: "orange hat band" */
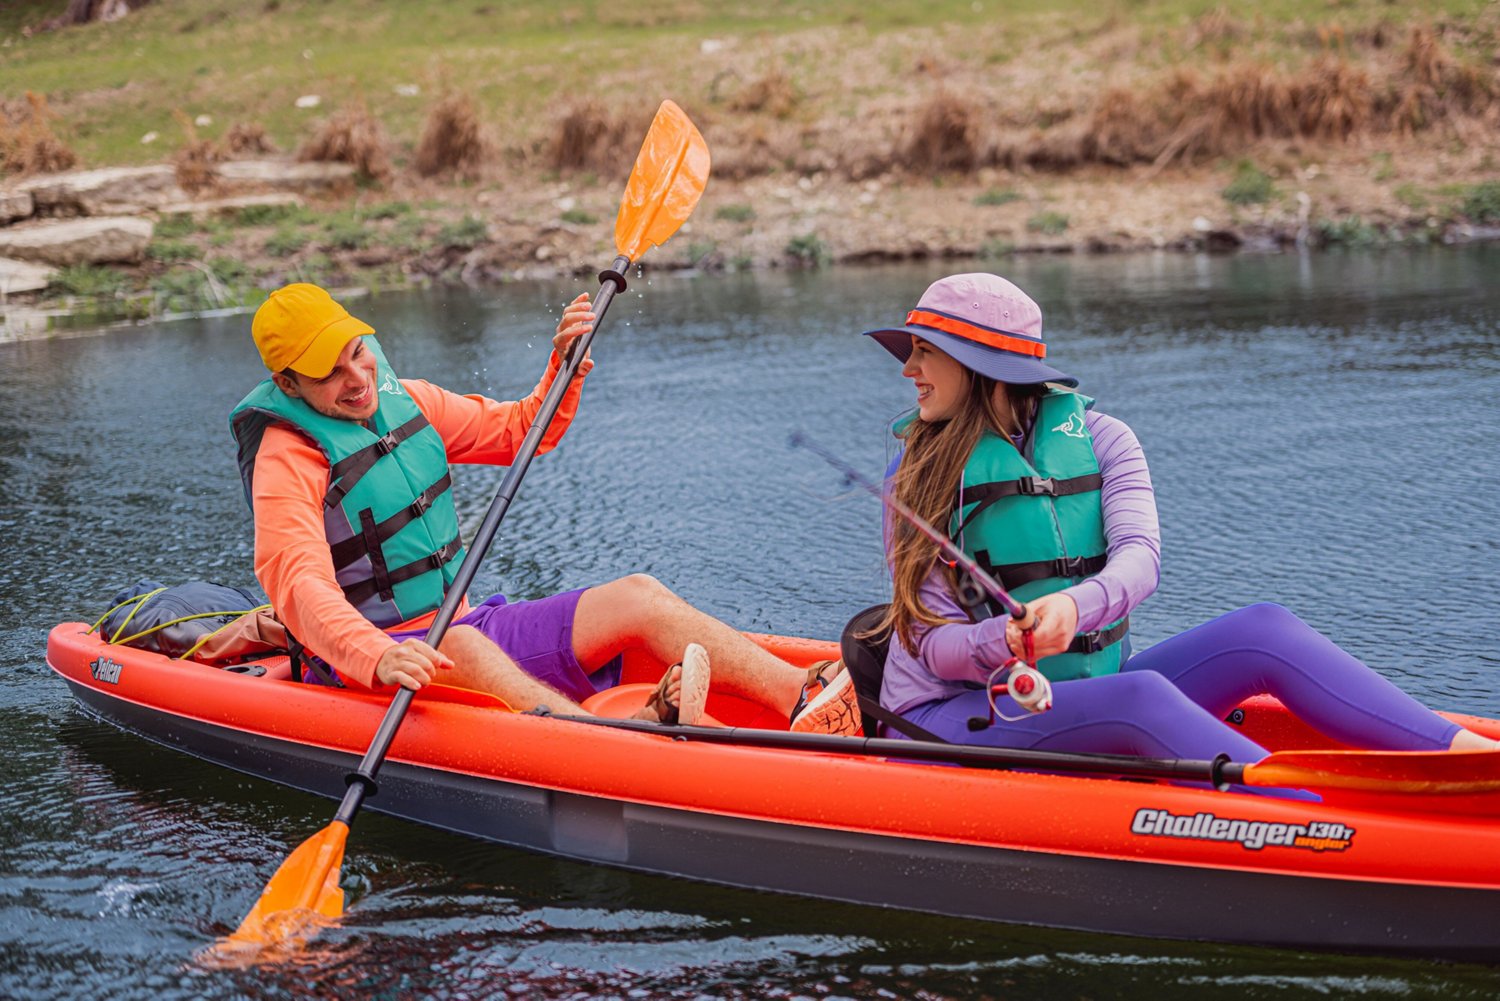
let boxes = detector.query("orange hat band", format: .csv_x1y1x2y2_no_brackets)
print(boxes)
906,308,1047,359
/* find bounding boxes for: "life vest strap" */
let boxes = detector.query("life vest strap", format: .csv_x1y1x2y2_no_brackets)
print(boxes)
1069,616,1129,655
340,535,464,607
323,413,433,509
974,551,1108,591
327,472,455,570
954,472,1103,537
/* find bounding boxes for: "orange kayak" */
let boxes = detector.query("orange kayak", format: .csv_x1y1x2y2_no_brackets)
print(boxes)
46,621,1500,960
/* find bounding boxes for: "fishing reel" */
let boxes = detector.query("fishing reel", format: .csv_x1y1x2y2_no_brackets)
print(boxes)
968,658,1054,729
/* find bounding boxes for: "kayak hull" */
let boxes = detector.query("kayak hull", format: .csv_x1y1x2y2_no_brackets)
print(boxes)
48,622,1500,961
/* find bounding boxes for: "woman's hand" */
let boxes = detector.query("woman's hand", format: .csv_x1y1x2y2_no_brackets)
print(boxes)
1005,591,1080,663
375,638,454,690
553,292,596,376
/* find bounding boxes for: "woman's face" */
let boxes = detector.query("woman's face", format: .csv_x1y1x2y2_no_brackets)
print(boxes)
902,335,968,422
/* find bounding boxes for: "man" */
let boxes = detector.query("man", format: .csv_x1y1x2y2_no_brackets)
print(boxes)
231,283,859,733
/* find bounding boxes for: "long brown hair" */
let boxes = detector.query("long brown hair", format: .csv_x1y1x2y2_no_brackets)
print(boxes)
876,372,1040,654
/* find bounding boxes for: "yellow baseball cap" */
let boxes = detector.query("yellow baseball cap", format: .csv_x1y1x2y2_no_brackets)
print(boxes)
251,283,375,377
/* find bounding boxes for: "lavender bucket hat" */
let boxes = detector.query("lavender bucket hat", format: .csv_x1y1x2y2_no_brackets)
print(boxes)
862,273,1076,387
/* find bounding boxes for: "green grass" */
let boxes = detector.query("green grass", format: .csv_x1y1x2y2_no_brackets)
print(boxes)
1459,181,1500,224
784,232,830,268
264,226,311,256
46,264,129,298
973,188,1021,207
437,215,488,247
147,239,198,263
1221,161,1275,206
1394,183,1429,212
4,0,1492,171
714,203,757,223
1026,211,1070,236
324,214,372,250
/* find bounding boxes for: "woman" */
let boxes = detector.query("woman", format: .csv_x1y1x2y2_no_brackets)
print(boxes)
864,272,1499,761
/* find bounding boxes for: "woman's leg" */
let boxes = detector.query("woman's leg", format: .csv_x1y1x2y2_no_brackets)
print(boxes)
906,670,1270,761
1123,603,1476,751
902,671,1315,799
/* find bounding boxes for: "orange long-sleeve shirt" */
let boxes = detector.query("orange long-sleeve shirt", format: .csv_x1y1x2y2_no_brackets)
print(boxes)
250,352,585,689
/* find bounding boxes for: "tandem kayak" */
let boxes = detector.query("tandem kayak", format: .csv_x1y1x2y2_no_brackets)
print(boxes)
46,621,1500,961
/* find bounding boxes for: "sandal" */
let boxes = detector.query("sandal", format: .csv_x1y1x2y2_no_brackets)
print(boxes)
641,642,711,726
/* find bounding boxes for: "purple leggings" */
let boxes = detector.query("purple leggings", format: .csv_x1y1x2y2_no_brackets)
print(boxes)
903,603,1461,762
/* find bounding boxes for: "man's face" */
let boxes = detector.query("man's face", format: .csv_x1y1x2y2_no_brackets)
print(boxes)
272,336,380,422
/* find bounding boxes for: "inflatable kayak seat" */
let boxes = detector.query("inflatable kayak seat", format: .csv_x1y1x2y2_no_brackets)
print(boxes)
840,603,947,744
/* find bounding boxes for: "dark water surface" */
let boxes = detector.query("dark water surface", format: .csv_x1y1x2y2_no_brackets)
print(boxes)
3,249,1499,998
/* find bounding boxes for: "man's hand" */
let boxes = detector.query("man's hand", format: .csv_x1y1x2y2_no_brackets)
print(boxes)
554,292,596,376
375,638,455,690
1005,591,1080,663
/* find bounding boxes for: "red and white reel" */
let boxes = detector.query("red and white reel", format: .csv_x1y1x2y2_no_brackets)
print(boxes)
987,658,1054,721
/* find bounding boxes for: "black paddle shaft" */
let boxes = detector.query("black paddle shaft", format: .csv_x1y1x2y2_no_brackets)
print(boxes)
554,713,1245,788
333,255,632,825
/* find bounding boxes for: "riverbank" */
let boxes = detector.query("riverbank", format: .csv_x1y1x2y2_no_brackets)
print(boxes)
3,0,1499,339
5,148,1499,341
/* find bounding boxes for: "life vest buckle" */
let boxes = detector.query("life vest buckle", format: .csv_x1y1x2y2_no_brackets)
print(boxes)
373,431,400,456
1075,629,1105,653
1057,555,1089,577
1018,476,1056,496
409,494,430,516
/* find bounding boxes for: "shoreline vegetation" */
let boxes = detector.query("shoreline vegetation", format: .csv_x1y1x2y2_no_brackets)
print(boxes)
2,0,1499,339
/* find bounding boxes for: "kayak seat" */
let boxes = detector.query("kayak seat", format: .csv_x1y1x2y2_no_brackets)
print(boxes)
840,603,948,744
839,604,891,708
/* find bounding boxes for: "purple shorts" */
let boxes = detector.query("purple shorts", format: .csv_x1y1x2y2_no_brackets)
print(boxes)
306,588,621,703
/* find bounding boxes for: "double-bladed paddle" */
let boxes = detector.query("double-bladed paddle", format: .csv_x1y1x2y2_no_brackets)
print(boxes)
212,99,709,957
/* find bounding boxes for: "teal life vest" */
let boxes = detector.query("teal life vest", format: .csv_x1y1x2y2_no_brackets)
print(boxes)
229,336,466,629
945,390,1128,681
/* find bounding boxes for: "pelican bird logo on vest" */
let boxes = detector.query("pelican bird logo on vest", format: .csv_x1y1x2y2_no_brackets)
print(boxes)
379,373,405,396
1051,413,1087,438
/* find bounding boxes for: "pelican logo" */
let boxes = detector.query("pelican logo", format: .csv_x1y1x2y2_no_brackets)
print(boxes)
89,656,123,685
1051,414,1087,438
379,373,405,396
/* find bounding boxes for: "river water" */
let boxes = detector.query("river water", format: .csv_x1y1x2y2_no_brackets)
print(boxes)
3,249,1498,998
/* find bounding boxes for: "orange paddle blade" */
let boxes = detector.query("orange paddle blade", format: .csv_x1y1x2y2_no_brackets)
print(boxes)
1246,748,1500,794
614,99,710,261
221,820,348,949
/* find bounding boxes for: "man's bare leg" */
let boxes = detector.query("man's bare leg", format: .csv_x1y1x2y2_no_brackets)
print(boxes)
438,623,687,721
572,575,806,715
436,625,588,713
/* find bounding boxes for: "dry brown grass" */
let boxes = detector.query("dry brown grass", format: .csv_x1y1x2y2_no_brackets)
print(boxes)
414,92,489,179
728,71,800,119
298,99,392,183
224,121,277,156
1390,25,1495,133
0,92,78,176
171,109,222,193
900,90,979,173
546,101,649,175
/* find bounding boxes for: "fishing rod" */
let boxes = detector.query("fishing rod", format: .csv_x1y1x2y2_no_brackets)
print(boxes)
788,432,1052,718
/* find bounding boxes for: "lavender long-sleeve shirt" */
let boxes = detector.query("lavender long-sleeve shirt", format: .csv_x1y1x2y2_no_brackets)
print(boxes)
881,410,1161,715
